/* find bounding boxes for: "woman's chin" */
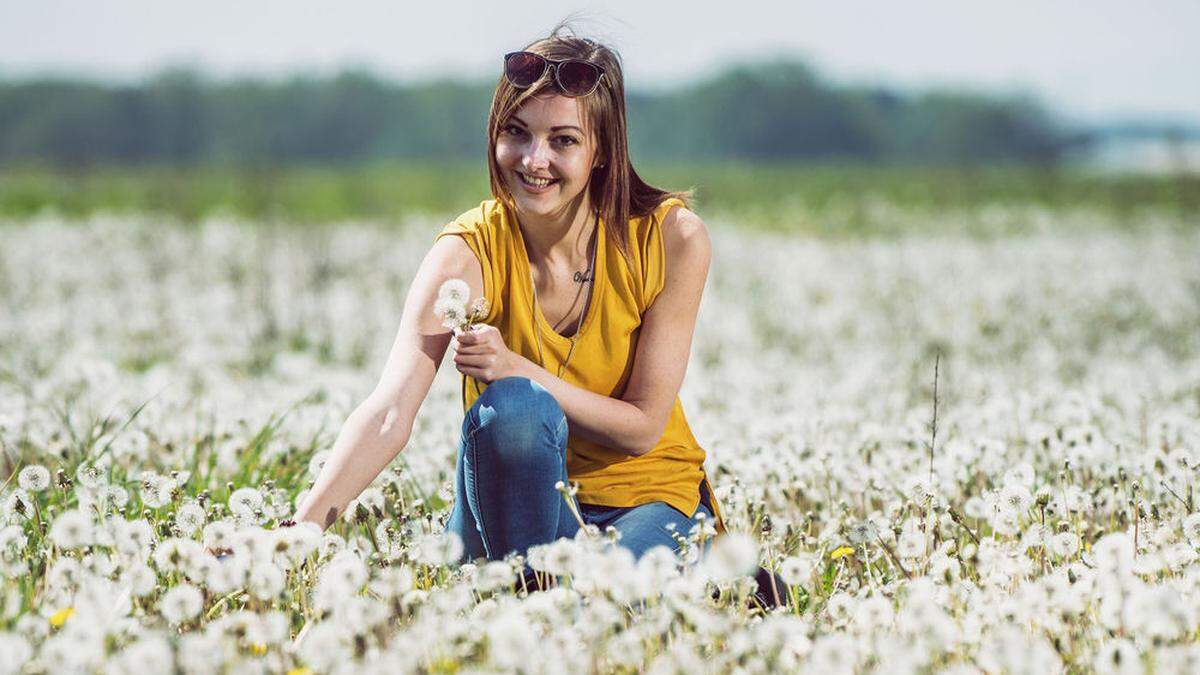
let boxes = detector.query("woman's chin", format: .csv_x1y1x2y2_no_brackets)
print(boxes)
513,190,562,213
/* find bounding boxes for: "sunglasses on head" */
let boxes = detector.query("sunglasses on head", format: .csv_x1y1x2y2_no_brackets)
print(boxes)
503,51,606,98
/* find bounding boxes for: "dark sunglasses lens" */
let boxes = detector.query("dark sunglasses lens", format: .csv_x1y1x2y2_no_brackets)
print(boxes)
505,52,545,87
557,61,601,96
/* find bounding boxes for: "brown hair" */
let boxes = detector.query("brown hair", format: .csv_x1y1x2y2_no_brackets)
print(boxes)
486,22,694,263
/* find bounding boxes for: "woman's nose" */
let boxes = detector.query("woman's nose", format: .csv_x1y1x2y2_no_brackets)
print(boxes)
522,138,550,171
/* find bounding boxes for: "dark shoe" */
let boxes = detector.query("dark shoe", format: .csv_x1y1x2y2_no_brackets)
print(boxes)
517,566,552,594
708,566,793,611
751,566,792,610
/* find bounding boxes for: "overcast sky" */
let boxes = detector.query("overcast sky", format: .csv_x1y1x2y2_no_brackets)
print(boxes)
2,0,1197,124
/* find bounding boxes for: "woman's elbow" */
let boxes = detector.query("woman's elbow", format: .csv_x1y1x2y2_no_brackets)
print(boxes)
354,404,412,452
626,421,666,457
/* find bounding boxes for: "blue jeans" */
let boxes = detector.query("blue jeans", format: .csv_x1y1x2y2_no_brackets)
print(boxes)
443,376,715,566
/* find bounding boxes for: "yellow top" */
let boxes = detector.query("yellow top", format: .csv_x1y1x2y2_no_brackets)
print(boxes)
434,196,727,535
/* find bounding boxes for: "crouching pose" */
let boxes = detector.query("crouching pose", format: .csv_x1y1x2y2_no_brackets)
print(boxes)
293,26,734,580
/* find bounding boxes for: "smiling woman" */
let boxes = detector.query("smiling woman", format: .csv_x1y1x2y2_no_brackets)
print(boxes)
292,22,741,589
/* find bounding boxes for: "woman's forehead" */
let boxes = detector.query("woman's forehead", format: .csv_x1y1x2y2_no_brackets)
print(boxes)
515,94,587,130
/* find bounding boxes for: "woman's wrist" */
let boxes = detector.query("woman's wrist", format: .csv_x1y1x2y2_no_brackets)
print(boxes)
510,354,539,380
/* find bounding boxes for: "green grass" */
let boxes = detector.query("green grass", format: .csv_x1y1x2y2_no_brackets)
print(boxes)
1,162,1196,232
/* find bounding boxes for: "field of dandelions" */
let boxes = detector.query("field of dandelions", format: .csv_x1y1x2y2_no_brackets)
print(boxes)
1,203,1199,674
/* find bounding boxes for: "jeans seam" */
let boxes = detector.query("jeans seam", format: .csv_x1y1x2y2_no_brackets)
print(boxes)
464,413,481,442
465,424,494,559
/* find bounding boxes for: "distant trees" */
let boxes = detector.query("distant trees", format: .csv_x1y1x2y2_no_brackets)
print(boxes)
0,60,1077,168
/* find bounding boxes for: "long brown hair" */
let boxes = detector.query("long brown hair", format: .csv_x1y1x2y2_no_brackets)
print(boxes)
486,23,694,264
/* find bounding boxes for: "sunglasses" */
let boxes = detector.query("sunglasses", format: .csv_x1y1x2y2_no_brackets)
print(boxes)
503,51,606,98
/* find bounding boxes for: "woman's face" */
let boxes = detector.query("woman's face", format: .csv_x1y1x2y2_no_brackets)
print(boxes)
495,93,601,220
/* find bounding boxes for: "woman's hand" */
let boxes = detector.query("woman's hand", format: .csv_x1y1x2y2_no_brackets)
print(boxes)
452,324,522,384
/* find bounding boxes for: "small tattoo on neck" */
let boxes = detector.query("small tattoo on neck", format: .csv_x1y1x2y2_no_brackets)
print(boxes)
574,270,593,283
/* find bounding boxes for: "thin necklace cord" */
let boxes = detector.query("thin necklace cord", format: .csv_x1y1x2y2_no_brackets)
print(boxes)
530,210,597,379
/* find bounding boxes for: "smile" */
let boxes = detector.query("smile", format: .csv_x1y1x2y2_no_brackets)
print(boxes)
517,171,559,191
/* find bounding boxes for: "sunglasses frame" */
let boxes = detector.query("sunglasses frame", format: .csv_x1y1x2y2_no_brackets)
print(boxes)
503,51,607,98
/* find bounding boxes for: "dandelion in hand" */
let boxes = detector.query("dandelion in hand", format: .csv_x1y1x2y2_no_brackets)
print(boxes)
435,278,488,332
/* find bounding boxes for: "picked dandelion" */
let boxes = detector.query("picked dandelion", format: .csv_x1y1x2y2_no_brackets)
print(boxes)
435,278,489,332
438,278,470,305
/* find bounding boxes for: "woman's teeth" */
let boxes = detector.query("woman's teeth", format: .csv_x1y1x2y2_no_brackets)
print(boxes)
519,172,557,188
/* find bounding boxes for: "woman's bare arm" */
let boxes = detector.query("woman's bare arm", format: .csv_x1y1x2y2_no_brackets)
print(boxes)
292,234,485,529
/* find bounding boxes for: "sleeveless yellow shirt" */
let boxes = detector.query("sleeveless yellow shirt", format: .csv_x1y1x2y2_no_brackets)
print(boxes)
434,195,727,536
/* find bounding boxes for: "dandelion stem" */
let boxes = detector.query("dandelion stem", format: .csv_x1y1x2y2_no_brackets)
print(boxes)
874,532,910,578
927,349,941,488
1160,479,1189,510
947,505,980,546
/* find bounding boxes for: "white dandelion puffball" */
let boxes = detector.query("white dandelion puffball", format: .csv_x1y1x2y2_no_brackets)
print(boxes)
474,561,516,594
0,633,32,672
160,584,203,624
435,296,467,330
778,554,816,586
307,450,331,477
175,502,207,536
17,465,51,492
437,278,470,305
416,532,464,566
202,521,236,550
74,462,107,490
469,295,490,318
48,510,93,549
228,487,265,518
1183,512,1200,546
248,563,286,600
703,531,759,581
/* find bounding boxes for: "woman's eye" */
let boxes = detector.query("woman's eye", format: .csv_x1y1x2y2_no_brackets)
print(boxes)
555,136,578,146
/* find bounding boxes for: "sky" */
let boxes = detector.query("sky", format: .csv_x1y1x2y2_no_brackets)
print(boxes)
2,0,1198,125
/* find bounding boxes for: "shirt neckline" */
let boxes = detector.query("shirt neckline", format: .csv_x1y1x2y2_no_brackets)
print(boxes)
508,203,606,346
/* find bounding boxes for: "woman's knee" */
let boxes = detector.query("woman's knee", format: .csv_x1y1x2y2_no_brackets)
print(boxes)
609,502,693,559
468,377,566,465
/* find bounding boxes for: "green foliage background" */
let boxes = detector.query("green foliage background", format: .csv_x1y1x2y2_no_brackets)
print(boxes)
0,62,1076,167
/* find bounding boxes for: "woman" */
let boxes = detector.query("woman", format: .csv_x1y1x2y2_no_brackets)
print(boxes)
291,28,728,570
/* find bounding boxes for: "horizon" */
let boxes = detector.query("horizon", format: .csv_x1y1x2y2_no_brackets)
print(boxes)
2,1,1198,128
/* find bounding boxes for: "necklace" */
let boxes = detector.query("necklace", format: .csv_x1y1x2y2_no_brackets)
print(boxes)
530,210,598,379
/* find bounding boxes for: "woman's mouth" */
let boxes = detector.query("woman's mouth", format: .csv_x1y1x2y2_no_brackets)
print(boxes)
516,171,559,193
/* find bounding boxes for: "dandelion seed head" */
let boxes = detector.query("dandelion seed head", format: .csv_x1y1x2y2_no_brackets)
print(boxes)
17,465,50,492
159,584,202,624
48,510,93,549
437,279,470,305
174,502,207,536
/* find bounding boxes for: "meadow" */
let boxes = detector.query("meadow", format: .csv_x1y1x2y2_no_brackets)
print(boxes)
3,163,1197,234
1,172,1199,673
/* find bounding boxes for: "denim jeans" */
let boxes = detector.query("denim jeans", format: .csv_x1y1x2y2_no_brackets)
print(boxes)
443,376,715,566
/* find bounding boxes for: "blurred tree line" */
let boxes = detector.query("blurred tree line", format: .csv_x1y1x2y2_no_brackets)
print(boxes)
0,60,1081,168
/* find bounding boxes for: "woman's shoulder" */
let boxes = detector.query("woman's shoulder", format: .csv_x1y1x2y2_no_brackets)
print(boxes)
626,195,695,253
621,196,698,309
442,198,507,234
641,195,688,222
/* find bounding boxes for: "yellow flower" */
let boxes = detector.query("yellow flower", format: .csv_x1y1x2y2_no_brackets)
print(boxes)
830,546,855,560
287,669,312,675
250,643,268,656
49,607,75,627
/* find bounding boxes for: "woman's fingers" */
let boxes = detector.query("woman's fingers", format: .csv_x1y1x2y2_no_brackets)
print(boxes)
454,352,488,368
453,342,489,355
